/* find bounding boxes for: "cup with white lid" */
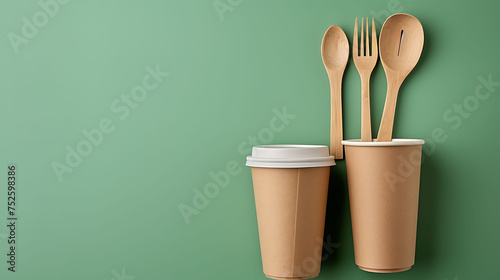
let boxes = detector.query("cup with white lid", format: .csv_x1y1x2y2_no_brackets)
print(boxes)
246,145,335,280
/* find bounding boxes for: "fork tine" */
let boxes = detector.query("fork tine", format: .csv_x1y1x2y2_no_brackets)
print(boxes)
360,18,364,56
366,17,369,55
353,18,358,56
352,18,359,56
371,17,377,56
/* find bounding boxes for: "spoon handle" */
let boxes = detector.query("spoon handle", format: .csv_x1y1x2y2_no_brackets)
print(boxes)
377,83,400,142
329,71,343,159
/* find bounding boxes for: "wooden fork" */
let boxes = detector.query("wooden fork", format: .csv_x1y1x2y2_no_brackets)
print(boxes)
353,18,378,142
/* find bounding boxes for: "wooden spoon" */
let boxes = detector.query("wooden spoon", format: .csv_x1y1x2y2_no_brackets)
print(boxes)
377,14,424,142
321,25,349,159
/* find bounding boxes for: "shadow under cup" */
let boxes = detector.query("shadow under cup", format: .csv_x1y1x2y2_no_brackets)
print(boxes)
342,139,425,273
246,145,336,280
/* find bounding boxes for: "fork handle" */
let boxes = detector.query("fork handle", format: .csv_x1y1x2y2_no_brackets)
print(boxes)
361,74,372,142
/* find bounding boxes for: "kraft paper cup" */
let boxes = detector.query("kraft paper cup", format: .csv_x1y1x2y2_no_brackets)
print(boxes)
246,145,335,280
342,139,425,273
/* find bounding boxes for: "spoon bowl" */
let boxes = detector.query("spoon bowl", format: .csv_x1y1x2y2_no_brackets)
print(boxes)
379,14,424,75
322,26,350,70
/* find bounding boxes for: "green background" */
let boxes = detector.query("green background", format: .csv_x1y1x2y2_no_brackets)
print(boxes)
0,0,499,279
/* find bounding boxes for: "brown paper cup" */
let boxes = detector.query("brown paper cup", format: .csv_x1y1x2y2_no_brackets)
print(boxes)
246,145,335,280
342,139,425,273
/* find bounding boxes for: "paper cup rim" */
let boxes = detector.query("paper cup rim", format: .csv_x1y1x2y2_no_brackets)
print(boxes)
342,138,425,147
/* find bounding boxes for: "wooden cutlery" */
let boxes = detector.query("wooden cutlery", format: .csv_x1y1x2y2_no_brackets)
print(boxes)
321,13,423,152
353,18,378,142
377,14,424,142
321,25,349,159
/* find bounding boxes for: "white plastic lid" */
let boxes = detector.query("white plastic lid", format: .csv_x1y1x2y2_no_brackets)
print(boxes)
246,145,336,168
342,139,425,146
